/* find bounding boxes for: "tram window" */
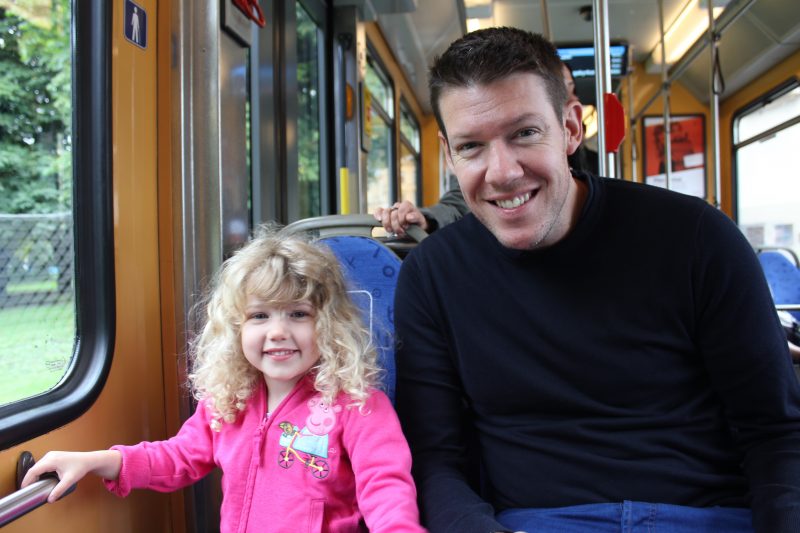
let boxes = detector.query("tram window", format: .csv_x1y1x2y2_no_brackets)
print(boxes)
0,1,113,447
0,1,74,407
296,1,322,218
365,53,395,212
399,100,420,204
734,83,800,256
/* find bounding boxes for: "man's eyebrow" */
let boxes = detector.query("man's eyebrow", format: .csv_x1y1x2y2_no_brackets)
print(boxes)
449,112,548,143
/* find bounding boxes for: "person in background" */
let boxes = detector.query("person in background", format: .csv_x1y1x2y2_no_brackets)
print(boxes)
22,226,425,533
373,185,469,237
395,26,800,533
562,61,598,175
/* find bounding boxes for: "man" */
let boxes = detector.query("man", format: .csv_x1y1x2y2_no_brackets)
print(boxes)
394,27,800,533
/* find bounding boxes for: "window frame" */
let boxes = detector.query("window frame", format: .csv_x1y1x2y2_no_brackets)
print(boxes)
0,0,115,449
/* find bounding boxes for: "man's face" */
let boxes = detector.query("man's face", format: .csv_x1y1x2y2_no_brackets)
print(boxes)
438,72,584,250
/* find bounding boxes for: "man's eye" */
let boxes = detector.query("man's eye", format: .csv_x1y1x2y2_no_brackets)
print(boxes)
456,142,478,153
518,128,537,138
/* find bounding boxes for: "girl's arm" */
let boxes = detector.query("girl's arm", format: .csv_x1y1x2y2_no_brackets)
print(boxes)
344,391,427,532
20,450,122,503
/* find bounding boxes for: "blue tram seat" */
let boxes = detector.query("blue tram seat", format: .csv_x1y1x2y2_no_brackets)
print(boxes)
320,235,400,402
758,249,800,321
284,215,426,404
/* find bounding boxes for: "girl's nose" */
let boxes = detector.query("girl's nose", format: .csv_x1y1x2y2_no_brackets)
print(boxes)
267,317,288,340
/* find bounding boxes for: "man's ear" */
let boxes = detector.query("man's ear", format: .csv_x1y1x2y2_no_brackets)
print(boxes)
438,131,455,173
563,100,583,156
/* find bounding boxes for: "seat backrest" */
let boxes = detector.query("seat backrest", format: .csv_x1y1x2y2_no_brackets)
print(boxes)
758,250,800,321
319,235,401,403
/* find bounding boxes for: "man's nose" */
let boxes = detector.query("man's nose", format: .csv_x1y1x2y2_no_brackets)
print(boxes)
484,142,524,186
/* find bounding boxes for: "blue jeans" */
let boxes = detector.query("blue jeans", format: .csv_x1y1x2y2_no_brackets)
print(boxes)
496,501,753,532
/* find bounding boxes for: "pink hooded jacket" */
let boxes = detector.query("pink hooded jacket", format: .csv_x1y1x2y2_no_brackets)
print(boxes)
104,376,425,532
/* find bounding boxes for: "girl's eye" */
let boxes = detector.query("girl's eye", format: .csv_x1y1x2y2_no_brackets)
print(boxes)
249,311,268,320
290,310,312,319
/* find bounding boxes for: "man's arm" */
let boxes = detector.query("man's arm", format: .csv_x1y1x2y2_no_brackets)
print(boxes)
693,206,800,532
394,251,510,533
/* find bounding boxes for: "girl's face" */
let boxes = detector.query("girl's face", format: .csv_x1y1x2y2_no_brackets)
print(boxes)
241,295,321,395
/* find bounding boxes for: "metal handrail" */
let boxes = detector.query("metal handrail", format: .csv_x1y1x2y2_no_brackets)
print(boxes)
0,477,58,528
284,214,427,243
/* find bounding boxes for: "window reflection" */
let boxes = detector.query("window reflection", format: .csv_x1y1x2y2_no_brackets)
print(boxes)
399,143,418,204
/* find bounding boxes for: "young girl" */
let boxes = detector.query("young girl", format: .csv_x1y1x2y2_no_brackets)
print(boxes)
22,227,425,533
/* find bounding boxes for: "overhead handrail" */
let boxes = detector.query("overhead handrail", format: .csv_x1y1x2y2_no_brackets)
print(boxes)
631,0,756,123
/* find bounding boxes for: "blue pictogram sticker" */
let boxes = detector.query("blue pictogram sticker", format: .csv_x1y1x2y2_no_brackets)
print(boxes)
124,0,147,50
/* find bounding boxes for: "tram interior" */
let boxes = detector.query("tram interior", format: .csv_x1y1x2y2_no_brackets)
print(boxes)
2,0,800,531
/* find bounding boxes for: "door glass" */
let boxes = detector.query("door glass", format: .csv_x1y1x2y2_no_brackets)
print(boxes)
296,2,322,218
0,1,75,406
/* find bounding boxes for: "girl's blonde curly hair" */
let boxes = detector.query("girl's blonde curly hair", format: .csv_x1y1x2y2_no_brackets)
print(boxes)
188,225,382,430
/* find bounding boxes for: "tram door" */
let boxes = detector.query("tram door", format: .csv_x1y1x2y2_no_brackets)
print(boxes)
171,1,263,531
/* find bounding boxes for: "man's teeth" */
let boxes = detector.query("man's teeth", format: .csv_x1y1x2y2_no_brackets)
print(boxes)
495,192,531,209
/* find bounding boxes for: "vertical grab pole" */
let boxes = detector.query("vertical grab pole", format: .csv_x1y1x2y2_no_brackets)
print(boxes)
657,0,672,190
540,0,552,41
592,0,613,177
707,1,722,208
628,73,638,182
336,34,350,213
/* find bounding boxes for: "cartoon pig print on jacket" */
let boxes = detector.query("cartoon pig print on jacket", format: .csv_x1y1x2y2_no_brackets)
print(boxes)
279,395,342,459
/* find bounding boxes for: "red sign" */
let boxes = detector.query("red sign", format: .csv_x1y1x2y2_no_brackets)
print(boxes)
604,93,625,153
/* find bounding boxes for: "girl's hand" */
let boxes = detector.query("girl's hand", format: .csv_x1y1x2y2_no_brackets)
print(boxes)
20,450,122,503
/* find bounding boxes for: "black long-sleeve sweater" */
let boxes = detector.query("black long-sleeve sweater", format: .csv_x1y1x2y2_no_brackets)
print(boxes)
395,173,800,533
